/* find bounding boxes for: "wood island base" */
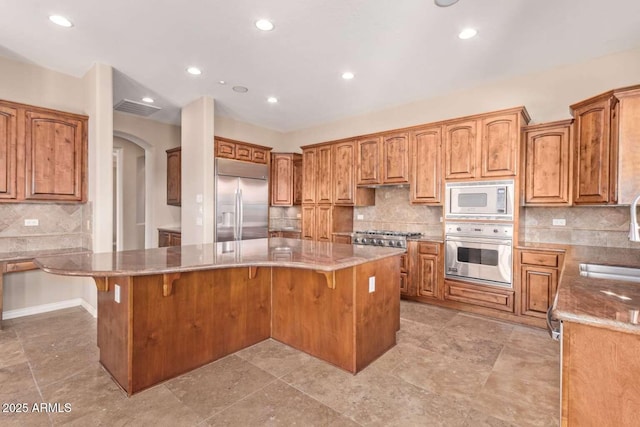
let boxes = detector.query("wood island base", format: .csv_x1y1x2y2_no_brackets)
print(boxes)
96,256,400,395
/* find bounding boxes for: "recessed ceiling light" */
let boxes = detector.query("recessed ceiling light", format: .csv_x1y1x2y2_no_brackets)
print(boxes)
458,28,478,39
49,15,73,28
142,97,154,103
342,72,355,80
434,0,460,7
232,86,249,93
255,19,274,31
186,66,202,75
218,80,226,85
267,97,278,104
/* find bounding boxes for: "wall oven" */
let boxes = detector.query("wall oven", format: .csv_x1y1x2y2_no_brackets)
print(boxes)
446,180,514,221
445,222,513,288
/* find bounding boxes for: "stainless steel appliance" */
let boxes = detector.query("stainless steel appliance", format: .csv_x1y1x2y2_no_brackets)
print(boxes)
446,180,514,220
215,158,269,242
445,222,513,287
352,230,422,248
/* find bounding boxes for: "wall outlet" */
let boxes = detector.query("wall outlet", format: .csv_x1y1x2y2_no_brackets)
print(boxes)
357,214,364,220
368,276,375,293
296,213,301,218
24,219,39,226
114,284,121,303
552,218,566,226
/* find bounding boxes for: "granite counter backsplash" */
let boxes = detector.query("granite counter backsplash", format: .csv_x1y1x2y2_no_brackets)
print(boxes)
0,203,92,252
269,206,301,231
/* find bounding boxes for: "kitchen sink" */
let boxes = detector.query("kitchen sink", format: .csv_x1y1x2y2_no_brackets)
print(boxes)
579,263,640,283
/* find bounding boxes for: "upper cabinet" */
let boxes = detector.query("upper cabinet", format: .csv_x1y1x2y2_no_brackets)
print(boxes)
301,148,316,204
0,104,17,200
444,108,530,180
356,133,409,186
410,125,442,204
0,100,87,203
522,120,573,205
166,147,181,206
270,152,302,206
214,137,270,164
332,140,375,206
570,85,640,205
316,145,333,204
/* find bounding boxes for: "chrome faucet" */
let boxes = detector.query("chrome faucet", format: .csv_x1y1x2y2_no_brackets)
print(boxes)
630,194,640,242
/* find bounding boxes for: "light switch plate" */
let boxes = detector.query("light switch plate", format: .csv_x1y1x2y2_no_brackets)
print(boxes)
357,214,364,220
114,284,121,303
368,276,375,293
24,219,39,226
552,218,566,226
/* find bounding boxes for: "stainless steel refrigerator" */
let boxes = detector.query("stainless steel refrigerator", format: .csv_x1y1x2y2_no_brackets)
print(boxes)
215,158,269,242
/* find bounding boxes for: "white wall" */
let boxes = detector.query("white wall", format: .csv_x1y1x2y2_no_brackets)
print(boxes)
113,136,145,250
215,115,288,151
113,112,182,247
284,47,640,149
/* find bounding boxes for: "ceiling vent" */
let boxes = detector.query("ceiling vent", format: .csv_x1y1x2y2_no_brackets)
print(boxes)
114,99,162,116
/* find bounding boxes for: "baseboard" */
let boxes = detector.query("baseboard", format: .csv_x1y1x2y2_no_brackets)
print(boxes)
3,298,98,320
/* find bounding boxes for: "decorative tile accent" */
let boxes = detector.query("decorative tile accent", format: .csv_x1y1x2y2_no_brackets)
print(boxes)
269,206,301,230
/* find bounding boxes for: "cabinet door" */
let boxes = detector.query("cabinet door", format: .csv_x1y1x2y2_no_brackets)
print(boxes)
271,154,293,206
410,126,442,204
159,231,171,247
521,265,557,317
400,273,410,295
573,97,614,204
251,147,268,164
302,148,316,204
357,137,381,185
216,140,236,159
293,157,303,205
166,148,181,206
382,133,409,183
316,145,333,204
444,120,477,179
333,141,356,205
235,144,252,162
301,205,316,240
417,254,439,298
524,122,572,205
332,234,352,244
171,232,181,246
315,205,333,242
24,109,86,201
0,104,17,200
480,113,518,177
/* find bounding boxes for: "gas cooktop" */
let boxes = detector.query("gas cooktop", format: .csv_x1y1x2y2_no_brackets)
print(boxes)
352,230,421,248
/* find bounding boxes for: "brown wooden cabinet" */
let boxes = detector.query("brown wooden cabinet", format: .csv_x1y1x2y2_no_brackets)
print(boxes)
0,104,17,200
0,100,88,203
270,153,302,206
444,280,515,312
332,234,352,244
301,205,353,242
316,204,333,241
316,145,332,204
410,125,442,204
404,240,443,299
332,141,375,206
522,120,572,205
444,108,529,180
214,137,271,164
301,205,316,240
269,230,301,239
301,148,316,204
166,147,181,206
518,248,564,318
158,229,181,247
356,136,382,185
381,132,410,184
571,92,617,204
399,253,409,295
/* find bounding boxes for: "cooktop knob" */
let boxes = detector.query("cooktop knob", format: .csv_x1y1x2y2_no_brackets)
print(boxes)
493,229,499,233
456,227,462,232
361,238,369,244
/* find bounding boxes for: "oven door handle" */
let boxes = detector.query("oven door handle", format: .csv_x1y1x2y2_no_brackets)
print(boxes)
445,236,512,246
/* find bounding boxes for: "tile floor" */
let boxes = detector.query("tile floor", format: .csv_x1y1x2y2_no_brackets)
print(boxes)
0,301,560,426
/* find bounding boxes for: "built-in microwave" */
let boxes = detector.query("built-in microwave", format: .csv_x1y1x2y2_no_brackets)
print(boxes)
445,180,514,221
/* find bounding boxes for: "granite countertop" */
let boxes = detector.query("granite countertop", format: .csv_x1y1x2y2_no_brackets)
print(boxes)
547,244,640,334
34,238,405,278
269,227,301,233
408,235,444,243
0,247,91,264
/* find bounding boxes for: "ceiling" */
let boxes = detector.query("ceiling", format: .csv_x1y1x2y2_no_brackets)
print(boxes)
1,0,639,132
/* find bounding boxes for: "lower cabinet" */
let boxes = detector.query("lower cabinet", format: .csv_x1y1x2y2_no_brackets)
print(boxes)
269,230,301,239
518,248,564,318
444,280,515,312
301,204,353,242
399,253,409,295
158,229,181,247
404,240,443,299
332,234,352,244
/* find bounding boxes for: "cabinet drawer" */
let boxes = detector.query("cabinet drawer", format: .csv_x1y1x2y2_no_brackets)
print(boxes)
5,261,38,273
216,140,236,158
236,144,252,161
520,251,559,268
445,281,514,312
418,242,439,255
251,148,268,164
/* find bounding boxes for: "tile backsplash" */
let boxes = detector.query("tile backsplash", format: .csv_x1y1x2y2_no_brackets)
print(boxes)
523,206,640,249
0,203,92,252
269,206,301,230
354,186,443,238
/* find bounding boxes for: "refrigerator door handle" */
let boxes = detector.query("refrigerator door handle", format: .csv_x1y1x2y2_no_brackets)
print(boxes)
233,189,239,240
238,188,244,240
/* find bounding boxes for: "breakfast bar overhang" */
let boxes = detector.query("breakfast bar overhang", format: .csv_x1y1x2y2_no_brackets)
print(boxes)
35,238,404,395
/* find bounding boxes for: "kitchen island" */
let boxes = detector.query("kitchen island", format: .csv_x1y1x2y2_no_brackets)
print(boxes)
35,238,404,395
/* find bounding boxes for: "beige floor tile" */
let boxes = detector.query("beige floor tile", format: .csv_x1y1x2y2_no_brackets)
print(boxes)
206,379,359,426
0,362,39,402
399,301,457,333
27,342,99,387
0,330,27,369
235,338,313,378
0,389,53,427
443,313,515,344
165,354,277,419
395,318,436,347
283,357,470,426
491,346,560,387
421,329,506,366
507,325,559,359
463,409,519,426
